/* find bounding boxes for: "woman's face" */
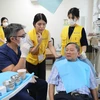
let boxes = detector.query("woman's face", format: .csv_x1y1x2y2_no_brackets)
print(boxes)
34,20,46,33
68,14,79,26
2,19,8,27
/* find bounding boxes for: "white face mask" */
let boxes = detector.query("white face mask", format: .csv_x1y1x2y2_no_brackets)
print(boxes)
3,22,8,27
17,37,26,46
68,19,76,26
20,37,26,46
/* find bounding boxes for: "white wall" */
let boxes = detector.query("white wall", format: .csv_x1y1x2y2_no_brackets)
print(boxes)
0,0,92,48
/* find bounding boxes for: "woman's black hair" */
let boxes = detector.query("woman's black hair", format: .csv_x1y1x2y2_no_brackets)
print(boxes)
33,13,47,26
1,17,8,26
68,7,80,19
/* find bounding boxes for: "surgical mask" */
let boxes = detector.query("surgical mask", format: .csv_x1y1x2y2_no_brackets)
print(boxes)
68,19,76,26
3,22,8,27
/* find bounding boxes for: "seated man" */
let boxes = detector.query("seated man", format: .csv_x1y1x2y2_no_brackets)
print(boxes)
48,42,98,100
0,23,47,100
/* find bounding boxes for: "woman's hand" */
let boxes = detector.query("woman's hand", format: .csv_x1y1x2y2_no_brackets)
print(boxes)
37,33,43,44
55,54,62,59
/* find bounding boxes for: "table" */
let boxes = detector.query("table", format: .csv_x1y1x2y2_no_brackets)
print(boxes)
46,48,55,63
0,71,34,100
46,48,61,64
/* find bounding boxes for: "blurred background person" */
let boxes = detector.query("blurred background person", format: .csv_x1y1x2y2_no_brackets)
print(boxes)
0,17,9,46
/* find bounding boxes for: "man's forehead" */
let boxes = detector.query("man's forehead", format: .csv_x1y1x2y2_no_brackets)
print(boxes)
66,44,76,48
17,29,24,34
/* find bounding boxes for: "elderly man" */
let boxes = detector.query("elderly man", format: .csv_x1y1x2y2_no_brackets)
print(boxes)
48,42,98,100
0,23,47,100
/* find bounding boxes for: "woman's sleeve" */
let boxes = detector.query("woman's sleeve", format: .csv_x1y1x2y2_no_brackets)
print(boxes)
80,28,88,46
48,32,52,42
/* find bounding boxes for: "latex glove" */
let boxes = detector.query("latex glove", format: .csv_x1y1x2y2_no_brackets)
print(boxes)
20,42,32,58
80,51,87,59
30,76,37,83
20,35,33,58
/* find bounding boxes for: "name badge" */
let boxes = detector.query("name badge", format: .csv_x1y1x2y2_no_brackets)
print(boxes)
38,54,44,61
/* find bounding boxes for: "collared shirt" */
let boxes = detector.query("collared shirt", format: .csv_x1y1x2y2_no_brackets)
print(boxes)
47,59,97,95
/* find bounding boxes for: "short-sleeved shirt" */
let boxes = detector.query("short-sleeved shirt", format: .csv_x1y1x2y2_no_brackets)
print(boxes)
48,58,97,95
0,44,21,72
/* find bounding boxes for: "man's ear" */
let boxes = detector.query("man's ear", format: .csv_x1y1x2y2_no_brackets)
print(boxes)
77,52,80,57
10,37,15,42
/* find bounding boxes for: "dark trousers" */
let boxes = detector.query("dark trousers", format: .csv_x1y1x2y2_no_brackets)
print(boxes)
10,88,34,100
26,60,46,80
54,92,93,100
10,78,47,100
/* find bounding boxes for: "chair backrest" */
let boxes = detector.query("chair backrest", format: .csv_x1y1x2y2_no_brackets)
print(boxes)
51,37,54,46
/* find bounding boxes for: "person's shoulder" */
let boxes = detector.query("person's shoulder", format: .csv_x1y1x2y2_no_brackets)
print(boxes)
77,58,90,69
0,44,8,61
0,44,9,53
43,29,49,33
76,24,83,28
54,56,66,64
61,26,69,35
0,26,2,28
43,29,50,36
0,44,7,49
28,28,35,34
62,26,69,30
0,26,3,31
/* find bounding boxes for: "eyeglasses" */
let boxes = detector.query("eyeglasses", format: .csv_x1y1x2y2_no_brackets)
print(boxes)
12,33,26,38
